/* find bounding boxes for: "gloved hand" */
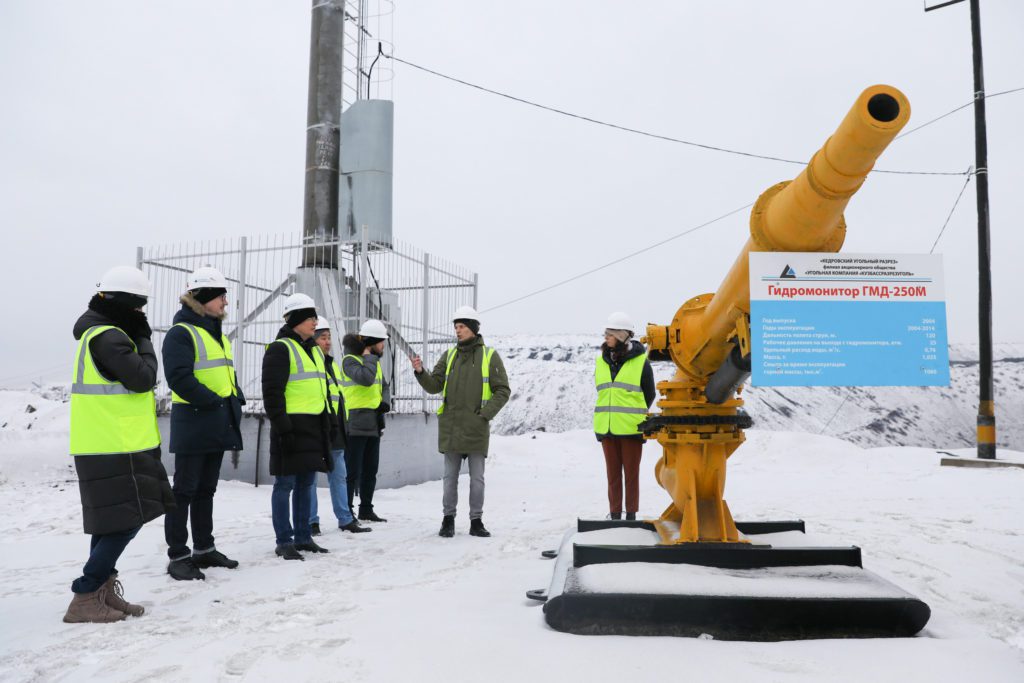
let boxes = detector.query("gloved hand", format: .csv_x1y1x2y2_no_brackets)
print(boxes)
377,401,391,415
124,309,152,340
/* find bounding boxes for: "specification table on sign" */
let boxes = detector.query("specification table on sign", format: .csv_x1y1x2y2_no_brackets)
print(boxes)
749,253,950,387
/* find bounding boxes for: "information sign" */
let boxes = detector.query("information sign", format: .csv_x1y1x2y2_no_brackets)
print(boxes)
749,253,950,387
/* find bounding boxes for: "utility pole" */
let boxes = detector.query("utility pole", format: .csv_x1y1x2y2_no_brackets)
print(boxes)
925,0,996,459
301,0,345,269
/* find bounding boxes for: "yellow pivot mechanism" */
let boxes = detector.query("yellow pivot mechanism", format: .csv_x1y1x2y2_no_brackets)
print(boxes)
643,85,911,545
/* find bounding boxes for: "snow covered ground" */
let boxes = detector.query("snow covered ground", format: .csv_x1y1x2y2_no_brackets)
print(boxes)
1,395,1023,681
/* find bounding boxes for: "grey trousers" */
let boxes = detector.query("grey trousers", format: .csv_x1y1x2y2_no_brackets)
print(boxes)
443,453,485,519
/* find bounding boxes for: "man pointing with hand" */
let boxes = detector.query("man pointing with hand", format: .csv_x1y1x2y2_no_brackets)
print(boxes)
411,306,510,538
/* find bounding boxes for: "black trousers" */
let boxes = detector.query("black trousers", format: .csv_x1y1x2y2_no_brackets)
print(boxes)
345,435,381,513
164,451,223,560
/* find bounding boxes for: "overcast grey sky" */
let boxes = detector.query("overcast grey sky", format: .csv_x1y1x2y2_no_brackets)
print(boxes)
1,1,1022,385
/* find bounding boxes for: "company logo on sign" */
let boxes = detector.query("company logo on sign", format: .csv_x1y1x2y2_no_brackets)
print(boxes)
779,264,797,279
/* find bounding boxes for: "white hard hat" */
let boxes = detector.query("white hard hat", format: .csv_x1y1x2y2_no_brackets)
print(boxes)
605,311,635,333
358,319,389,340
282,292,317,318
315,316,331,332
97,266,151,297
186,265,229,292
452,305,480,324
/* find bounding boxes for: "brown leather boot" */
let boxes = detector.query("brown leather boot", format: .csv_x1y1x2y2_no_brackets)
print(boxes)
103,576,144,617
63,586,127,623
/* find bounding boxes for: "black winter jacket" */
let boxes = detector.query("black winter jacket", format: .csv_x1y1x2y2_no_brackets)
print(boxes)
71,304,174,534
162,296,246,454
262,325,332,476
595,339,657,442
340,338,391,438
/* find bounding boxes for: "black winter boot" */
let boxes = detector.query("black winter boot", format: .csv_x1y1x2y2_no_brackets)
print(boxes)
438,515,455,538
193,550,239,569
625,512,637,521
294,540,330,553
469,518,491,538
607,512,622,520
310,522,321,536
341,520,372,533
275,544,304,561
167,557,206,581
358,509,388,523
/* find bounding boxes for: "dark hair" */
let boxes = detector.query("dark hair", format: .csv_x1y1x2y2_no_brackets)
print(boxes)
342,333,364,354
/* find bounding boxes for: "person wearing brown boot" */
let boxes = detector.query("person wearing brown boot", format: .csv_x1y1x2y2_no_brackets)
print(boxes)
63,583,127,624
65,267,175,623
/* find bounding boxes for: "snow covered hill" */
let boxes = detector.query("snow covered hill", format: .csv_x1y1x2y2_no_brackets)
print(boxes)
488,337,1024,450
3,339,1021,453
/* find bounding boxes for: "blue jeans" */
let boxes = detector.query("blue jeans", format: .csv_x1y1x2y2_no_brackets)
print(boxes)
271,472,315,546
310,449,354,527
71,526,141,594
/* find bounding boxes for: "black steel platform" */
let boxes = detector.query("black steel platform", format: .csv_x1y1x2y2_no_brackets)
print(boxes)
573,543,862,569
537,518,931,639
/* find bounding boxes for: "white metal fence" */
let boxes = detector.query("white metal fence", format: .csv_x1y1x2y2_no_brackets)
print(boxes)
138,232,476,415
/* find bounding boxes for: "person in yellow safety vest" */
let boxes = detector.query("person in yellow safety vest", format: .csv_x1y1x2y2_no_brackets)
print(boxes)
262,293,334,560
594,312,656,521
65,266,174,624
161,266,245,581
411,305,510,539
306,317,371,535
340,319,392,523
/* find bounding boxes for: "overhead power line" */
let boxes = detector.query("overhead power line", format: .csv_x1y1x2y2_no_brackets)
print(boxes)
929,166,975,254
897,85,1024,140
383,53,1015,178
480,202,754,314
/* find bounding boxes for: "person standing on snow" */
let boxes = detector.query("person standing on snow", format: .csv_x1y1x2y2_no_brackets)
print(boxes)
594,312,656,521
65,266,174,623
307,317,370,535
262,293,333,560
339,319,391,523
161,266,244,581
411,306,510,538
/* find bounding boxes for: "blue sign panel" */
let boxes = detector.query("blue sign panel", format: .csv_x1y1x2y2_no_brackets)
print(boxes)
749,253,950,387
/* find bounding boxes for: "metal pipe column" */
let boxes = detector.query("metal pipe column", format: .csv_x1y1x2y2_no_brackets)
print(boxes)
301,0,345,268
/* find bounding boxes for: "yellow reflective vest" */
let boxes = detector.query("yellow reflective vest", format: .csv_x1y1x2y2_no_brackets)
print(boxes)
340,354,383,410
271,338,329,415
438,346,494,415
593,354,648,436
69,325,161,456
327,358,343,417
170,322,237,403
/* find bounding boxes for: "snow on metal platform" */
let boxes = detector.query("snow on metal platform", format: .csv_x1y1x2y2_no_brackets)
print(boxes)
539,522,931,640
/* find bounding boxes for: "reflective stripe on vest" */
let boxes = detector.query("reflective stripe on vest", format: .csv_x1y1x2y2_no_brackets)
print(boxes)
339,354,383,410
273,338,329,415
327,358,343,417
171,322,237,403
593,354,647,436
438,346,494,416
69,325,161,456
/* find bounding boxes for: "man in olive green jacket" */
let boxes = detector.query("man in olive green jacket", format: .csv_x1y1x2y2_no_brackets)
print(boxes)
411,306,510,538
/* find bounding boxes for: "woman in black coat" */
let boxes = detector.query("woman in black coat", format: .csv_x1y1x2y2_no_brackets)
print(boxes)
262,299,333,559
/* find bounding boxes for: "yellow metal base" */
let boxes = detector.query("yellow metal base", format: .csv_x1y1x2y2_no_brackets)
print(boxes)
652,374,747,544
